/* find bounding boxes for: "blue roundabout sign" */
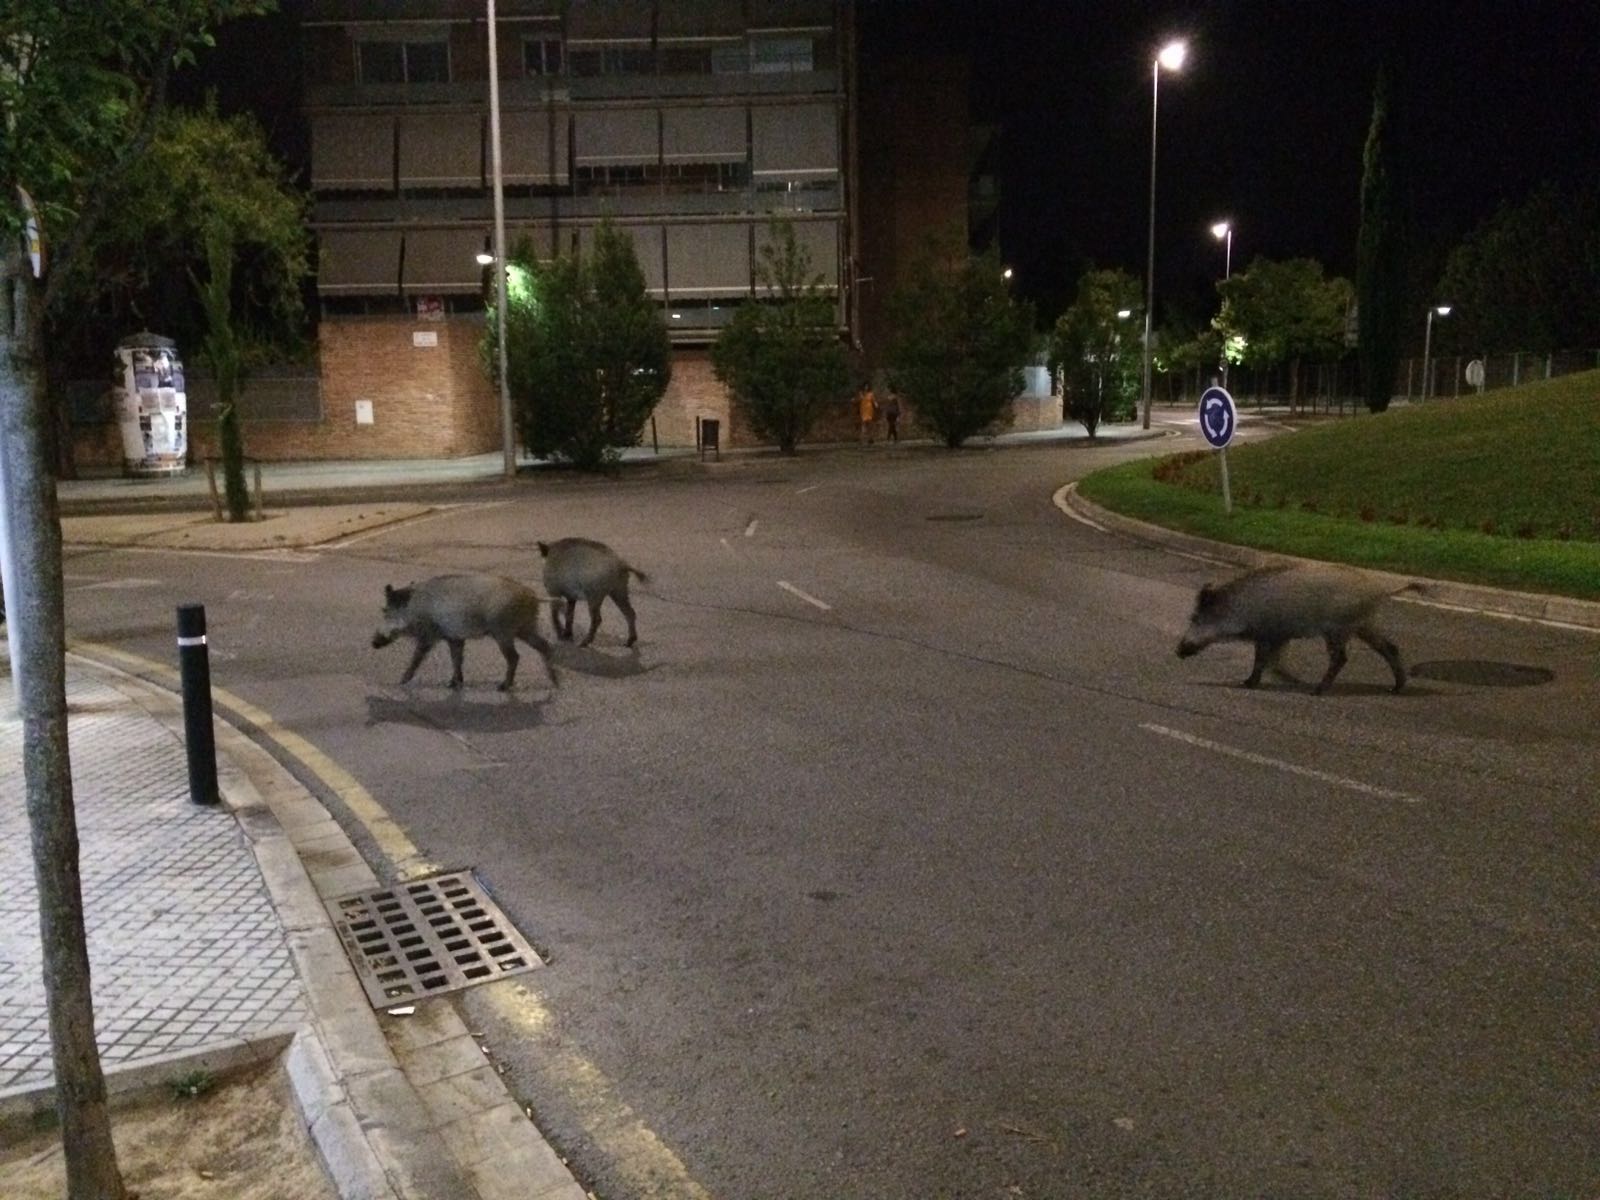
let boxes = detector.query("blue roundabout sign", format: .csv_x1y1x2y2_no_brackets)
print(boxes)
1199,385,1236,449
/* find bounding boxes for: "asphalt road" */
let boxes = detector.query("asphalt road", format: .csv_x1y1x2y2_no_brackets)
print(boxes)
61,433,1600,1199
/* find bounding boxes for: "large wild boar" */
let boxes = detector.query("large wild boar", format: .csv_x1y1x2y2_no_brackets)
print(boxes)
1176,563,1416,694
371,574,556,690
538,537,647,647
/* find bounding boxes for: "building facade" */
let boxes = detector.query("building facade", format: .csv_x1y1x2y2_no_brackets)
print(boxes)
289,0,854,458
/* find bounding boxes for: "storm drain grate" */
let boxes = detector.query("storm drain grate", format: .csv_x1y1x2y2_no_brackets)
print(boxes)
326,870,542,1008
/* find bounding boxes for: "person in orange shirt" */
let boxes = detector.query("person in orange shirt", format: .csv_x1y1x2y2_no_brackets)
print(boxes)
858,385,877,444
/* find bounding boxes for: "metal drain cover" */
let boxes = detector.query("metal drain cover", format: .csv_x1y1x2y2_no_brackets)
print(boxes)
326,871,542,1008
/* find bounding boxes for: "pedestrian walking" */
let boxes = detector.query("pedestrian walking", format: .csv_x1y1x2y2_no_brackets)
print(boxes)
858,385,877,444
882,393,901,442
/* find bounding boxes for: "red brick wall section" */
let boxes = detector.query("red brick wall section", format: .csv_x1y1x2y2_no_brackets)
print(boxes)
656,351,731,448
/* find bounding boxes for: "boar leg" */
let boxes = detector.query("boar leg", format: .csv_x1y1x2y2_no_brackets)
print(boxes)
1314,633,1350,694
613,591,639,647
517,632,557,687
556,597,577,641
400,636,436,685
1356,625,1407,693
1243,639,1285,688
580,597,604,647
494,636,519,691
445,638,467,689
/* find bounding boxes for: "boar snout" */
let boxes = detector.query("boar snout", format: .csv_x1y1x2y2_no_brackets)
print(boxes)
371,629,395,649
1176,635,1204,658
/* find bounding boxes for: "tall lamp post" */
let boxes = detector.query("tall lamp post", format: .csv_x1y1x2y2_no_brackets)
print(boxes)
1421,304,1451,401
1211,219,1232,385
486,0,515,477
1140,39,1188,429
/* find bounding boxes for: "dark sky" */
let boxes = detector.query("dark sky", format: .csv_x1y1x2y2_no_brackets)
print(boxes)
959,0,1600,322
189,1,1600,327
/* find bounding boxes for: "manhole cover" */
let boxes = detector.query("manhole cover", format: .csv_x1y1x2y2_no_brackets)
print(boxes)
925,512,984,522
1410,660,1554,687
327,871,542,1008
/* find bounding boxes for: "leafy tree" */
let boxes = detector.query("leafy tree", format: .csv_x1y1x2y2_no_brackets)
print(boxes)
1049,268,1141,438
1215,257,1353,407
112,105,307,519
885,244,1037,448
710,219,850,454
1,6,270,1196
1357,66,1408,413
488,221,670,470
1437,179,1600,353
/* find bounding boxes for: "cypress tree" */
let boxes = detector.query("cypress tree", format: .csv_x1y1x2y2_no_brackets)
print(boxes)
1356,66,1406,413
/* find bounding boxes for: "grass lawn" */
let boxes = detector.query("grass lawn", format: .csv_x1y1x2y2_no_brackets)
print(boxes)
1077,369,1600,599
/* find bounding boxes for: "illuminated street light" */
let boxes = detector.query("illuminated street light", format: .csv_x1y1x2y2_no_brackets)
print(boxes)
1002,267,1014,280
1210,220,1233,280
475,252,495,266
1116,308,1133,319
1141,38,1188,430
1211,220,1233,385
1421,304,1452,401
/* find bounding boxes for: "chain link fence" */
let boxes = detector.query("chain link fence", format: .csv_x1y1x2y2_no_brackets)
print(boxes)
1162,348,1600,414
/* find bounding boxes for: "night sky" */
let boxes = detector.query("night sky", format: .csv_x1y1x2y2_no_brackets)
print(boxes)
188,1,1600,327
962,0,1600,323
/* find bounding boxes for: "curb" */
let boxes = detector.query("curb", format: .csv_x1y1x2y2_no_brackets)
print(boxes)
61,655,588,1200
1055,482,1600,633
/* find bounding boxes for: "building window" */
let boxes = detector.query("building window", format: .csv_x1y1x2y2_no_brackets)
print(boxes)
574,163,660,195
659,44,714,75
710,43,747,74
663,161,749,194
750,36,813,74
568,44,654,77
358,38,450,84
523,36,563,77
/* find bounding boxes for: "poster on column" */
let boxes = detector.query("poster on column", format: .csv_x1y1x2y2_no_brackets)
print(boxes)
113,332,188,477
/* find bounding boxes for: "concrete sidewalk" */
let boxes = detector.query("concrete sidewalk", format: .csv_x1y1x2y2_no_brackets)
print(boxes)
0,650,586,1200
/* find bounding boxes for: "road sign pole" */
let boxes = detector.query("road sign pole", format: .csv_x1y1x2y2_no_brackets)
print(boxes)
1219,447,1232,513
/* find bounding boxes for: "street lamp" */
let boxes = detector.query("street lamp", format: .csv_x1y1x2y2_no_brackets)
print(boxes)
1421,304,1452,401
486,0,515,477
1211,220,1232,384
1141,38,1188,430
1002,267,1014,281
1210,220,1232,280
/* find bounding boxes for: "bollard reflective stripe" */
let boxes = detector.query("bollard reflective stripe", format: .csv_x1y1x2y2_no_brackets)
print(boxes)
176,635,208,647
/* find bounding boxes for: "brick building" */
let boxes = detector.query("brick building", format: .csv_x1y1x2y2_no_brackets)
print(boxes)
127,0,1001,466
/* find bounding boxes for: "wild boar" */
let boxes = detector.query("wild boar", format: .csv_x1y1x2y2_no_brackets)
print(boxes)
1176,563,1415,694
371,574,556,691
538,537,648,647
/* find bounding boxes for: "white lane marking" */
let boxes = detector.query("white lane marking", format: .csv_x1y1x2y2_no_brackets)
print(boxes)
1395,593,1599,635
321,500,512,550
226,589,276,601
744,518,759,537
77,544,320,563
777,580,832,611
1052,483,1107,532
719,536,735,553
69,577,163,591
1140,722,1421,804
796,484,821,495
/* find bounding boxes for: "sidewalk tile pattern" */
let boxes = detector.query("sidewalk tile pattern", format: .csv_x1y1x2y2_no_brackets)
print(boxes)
0,668,304,1090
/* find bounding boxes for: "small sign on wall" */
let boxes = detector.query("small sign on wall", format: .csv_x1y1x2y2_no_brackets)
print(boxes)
412,330,438,348
355,400,374,425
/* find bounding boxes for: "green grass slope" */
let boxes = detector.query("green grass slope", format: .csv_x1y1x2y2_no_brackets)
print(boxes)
1078,369,1600,598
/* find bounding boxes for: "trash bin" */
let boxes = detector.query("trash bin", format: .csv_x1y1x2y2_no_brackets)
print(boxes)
112,332,188,477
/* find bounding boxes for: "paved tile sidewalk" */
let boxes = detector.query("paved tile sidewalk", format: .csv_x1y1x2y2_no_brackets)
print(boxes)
0,661,303,1090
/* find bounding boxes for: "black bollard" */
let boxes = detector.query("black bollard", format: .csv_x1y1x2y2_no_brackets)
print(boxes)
176,604,220,805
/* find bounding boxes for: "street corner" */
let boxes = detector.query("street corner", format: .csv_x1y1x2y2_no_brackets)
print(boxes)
61,503,438,552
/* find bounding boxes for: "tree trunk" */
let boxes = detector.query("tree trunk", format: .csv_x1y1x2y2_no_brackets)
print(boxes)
1,258,129,1199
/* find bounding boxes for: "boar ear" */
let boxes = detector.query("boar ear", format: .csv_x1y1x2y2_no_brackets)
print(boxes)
1196,583,1220,611
384,583,395,600
537,541,550,557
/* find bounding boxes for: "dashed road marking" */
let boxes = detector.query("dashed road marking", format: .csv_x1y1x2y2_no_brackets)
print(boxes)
1141,722,1421,803
744,517,759,537
796,484,821,494
777,580,832,611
